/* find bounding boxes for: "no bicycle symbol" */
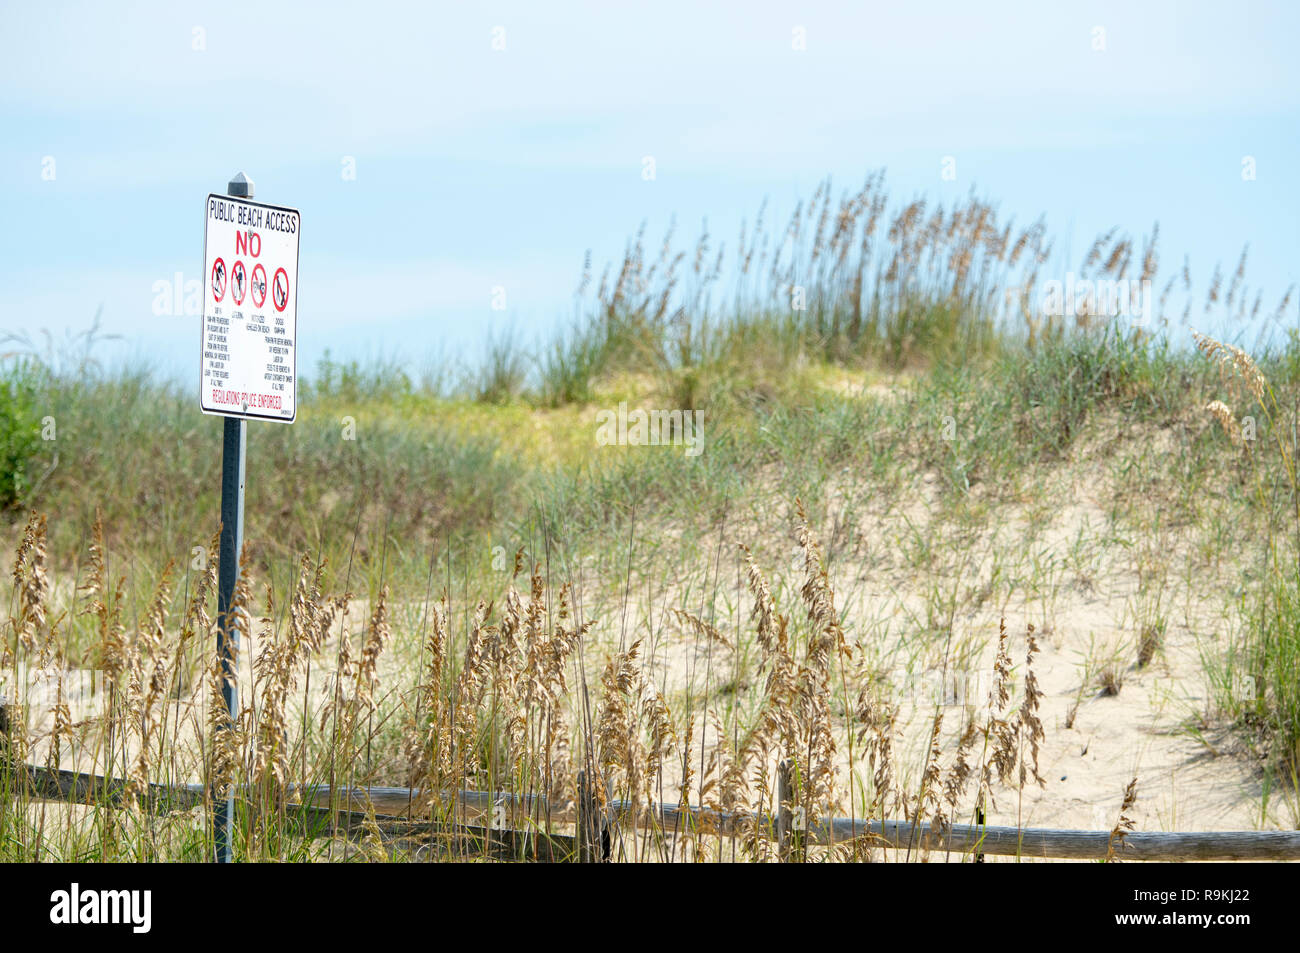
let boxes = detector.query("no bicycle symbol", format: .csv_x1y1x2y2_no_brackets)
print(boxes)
251,263,267,310
231,260,247,306
211,258,226,302
273,267,289,312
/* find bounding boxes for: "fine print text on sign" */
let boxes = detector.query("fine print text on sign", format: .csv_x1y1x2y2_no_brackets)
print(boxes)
201,194,300,422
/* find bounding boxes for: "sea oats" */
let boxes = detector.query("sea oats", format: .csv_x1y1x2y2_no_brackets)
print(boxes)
1193,329,1268,404
1273,285,1295,323
1020,625,1046,789
912,709,945,856
1203,263,1223,313
81,513,127,681
669,607,732,649
1226,245,1248,310
11,512,49,653
1140,224,1159,285
1106,777,1139,862
943,720,979,815
1204,399,1242,445
127,560,175,802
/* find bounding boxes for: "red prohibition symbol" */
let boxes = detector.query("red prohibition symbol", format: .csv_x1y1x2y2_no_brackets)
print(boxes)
250,263,267,309
211,258,226,302
272,267,289,312
231,260,248,306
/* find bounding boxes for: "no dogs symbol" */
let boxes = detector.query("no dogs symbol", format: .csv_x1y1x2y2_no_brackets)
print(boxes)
273,267,289,312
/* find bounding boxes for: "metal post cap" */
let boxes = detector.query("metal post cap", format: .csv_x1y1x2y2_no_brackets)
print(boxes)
227,172,254,198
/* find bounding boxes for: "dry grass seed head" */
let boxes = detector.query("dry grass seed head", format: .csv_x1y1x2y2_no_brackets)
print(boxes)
11,512,50,654
1204,399,1241,446
1106,776,1139,861
1192,330,1268,405
1019,625,1046,789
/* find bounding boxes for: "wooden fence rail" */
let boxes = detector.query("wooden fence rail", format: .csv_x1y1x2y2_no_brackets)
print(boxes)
3,704,1295,861
4,758,1299,861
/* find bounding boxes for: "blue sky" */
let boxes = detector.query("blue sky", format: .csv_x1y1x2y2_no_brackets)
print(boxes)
1,0,1297,381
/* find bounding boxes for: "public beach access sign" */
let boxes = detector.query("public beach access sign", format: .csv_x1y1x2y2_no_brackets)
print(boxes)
200,194,300,422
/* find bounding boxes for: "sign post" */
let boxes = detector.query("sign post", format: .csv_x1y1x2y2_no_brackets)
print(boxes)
201,171,300,862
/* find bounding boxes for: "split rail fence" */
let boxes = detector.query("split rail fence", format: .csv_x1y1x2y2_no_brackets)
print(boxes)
4,703,1298,864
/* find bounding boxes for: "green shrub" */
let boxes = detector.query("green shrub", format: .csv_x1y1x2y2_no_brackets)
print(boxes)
0,364,40,510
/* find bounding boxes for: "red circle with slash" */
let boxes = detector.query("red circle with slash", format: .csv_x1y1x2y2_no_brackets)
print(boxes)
211,258,226,302
231,260,247,306
272,267,289,312
250,264,267,309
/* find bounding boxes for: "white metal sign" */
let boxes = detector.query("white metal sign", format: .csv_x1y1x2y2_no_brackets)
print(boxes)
200,194,300,422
